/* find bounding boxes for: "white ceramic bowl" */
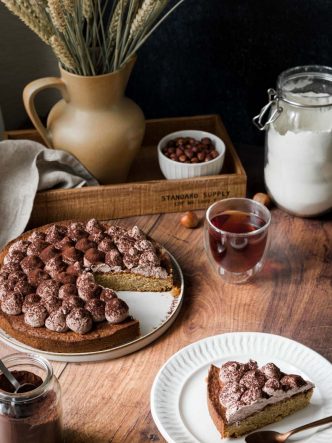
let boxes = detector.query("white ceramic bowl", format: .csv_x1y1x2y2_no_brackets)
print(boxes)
158,130,226,180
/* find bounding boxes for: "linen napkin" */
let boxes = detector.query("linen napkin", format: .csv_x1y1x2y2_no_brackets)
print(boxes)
0,139,98,249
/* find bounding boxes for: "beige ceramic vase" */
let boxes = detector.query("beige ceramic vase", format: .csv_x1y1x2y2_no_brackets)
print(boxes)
23,57,145,184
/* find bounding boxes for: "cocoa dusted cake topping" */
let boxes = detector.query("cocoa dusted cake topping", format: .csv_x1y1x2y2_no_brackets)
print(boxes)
2,262,21,274
36,280,60,298
98,237,115,252
105,249,123,268
84,248,105,266
100,287,117,302
0,272,8,285
261,362,282,379
220,361,252,383
8,240,29,254
280,374,306,390
22,293,41,313
77,272,100,300
27,241,50,256
61,295,84,315
66,261,83,276
45,224,67,244
66,307,93,334
41,295,62,313
218,360,314,422
67,222,88,241
86,219,105,242
54,235,74,250
1,292,23,315
58,283,77,298
39,245,59,263
21,256,44,274
4,250,25,265
62,246,83,264
139,250,160,266
45,309,68,332
7,270,26,285
27,269,50,287
114,236,136,254
105,298,129,324
44,256,66,278
122,253,139,269
75,237,97,252
28,231,46,243
85,218,104,235
85,298,106,322
127,225,145,240
14,280,33,296
135,239,154,251
56,271,77,285
24,304,48,327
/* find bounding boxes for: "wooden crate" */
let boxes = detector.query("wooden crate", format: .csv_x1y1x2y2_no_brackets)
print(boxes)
4,115,246,227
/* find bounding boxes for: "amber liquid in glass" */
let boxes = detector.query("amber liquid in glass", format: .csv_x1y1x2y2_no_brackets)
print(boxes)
209,210,267,273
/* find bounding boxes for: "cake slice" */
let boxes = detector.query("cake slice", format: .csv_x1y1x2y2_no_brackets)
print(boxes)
207,360,314,438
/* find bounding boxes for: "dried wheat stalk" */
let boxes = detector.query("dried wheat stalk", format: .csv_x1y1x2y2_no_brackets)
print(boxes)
49,35,76,70
82,0,93,20
63,0,75,15
129,0,157,40
1,0,52,44
47,0,66,33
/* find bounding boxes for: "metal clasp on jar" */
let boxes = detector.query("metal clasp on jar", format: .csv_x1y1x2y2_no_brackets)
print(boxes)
253,88,283,131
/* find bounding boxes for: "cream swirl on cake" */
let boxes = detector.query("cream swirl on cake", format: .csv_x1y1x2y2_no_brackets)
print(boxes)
218,360,314,424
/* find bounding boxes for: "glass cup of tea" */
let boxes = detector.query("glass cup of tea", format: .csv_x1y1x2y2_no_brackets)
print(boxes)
204,198,271,284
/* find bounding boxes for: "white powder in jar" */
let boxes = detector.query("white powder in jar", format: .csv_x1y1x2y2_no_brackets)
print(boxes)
265,92,332,217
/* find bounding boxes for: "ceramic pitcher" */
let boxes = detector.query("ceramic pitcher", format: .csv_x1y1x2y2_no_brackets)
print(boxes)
23,57,145,184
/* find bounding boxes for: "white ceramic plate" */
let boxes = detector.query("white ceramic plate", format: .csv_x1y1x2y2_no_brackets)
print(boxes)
0,253,183,363
151,332,332,443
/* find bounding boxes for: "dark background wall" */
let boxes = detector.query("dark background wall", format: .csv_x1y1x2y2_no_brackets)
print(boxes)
1,0,332,147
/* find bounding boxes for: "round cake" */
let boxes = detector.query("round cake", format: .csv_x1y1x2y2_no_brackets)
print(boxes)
0,219,173,353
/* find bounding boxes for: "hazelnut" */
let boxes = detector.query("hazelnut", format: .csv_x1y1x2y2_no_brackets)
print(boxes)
253,192,272,208
180,211,199,229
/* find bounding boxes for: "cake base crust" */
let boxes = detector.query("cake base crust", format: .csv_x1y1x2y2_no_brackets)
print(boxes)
207,365,314,438
0,312,140,353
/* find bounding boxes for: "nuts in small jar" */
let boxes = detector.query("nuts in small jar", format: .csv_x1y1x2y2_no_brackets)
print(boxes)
162,137,219,164
253,192,272,208
180,211,199,229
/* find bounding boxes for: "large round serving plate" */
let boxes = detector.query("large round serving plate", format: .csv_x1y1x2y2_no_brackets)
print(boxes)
151,332,332,443
0,252,183,362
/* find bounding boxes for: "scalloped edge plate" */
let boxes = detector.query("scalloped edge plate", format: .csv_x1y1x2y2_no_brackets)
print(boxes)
0,252,183,362
151,332,332,443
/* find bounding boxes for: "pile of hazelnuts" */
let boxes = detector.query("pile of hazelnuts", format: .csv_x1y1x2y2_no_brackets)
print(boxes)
162,136,220,164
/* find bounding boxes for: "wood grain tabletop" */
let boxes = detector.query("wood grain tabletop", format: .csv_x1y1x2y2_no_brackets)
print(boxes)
0,208,331,442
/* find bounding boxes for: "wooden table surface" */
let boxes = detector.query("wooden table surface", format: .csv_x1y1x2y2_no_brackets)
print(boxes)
0,207,331,442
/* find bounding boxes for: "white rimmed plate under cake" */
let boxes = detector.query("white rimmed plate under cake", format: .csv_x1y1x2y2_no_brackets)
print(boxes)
0,219,175,353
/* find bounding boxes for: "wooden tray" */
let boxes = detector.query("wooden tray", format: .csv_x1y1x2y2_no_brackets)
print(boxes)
4,115,246,227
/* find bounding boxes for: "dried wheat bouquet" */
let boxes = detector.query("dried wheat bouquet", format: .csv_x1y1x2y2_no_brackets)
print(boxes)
1,0,185,75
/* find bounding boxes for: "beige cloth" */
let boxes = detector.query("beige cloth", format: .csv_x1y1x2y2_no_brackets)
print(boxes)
0,139,98,249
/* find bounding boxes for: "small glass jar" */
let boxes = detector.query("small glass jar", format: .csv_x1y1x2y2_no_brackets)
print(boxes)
253,65,332,217
0,353,63,443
